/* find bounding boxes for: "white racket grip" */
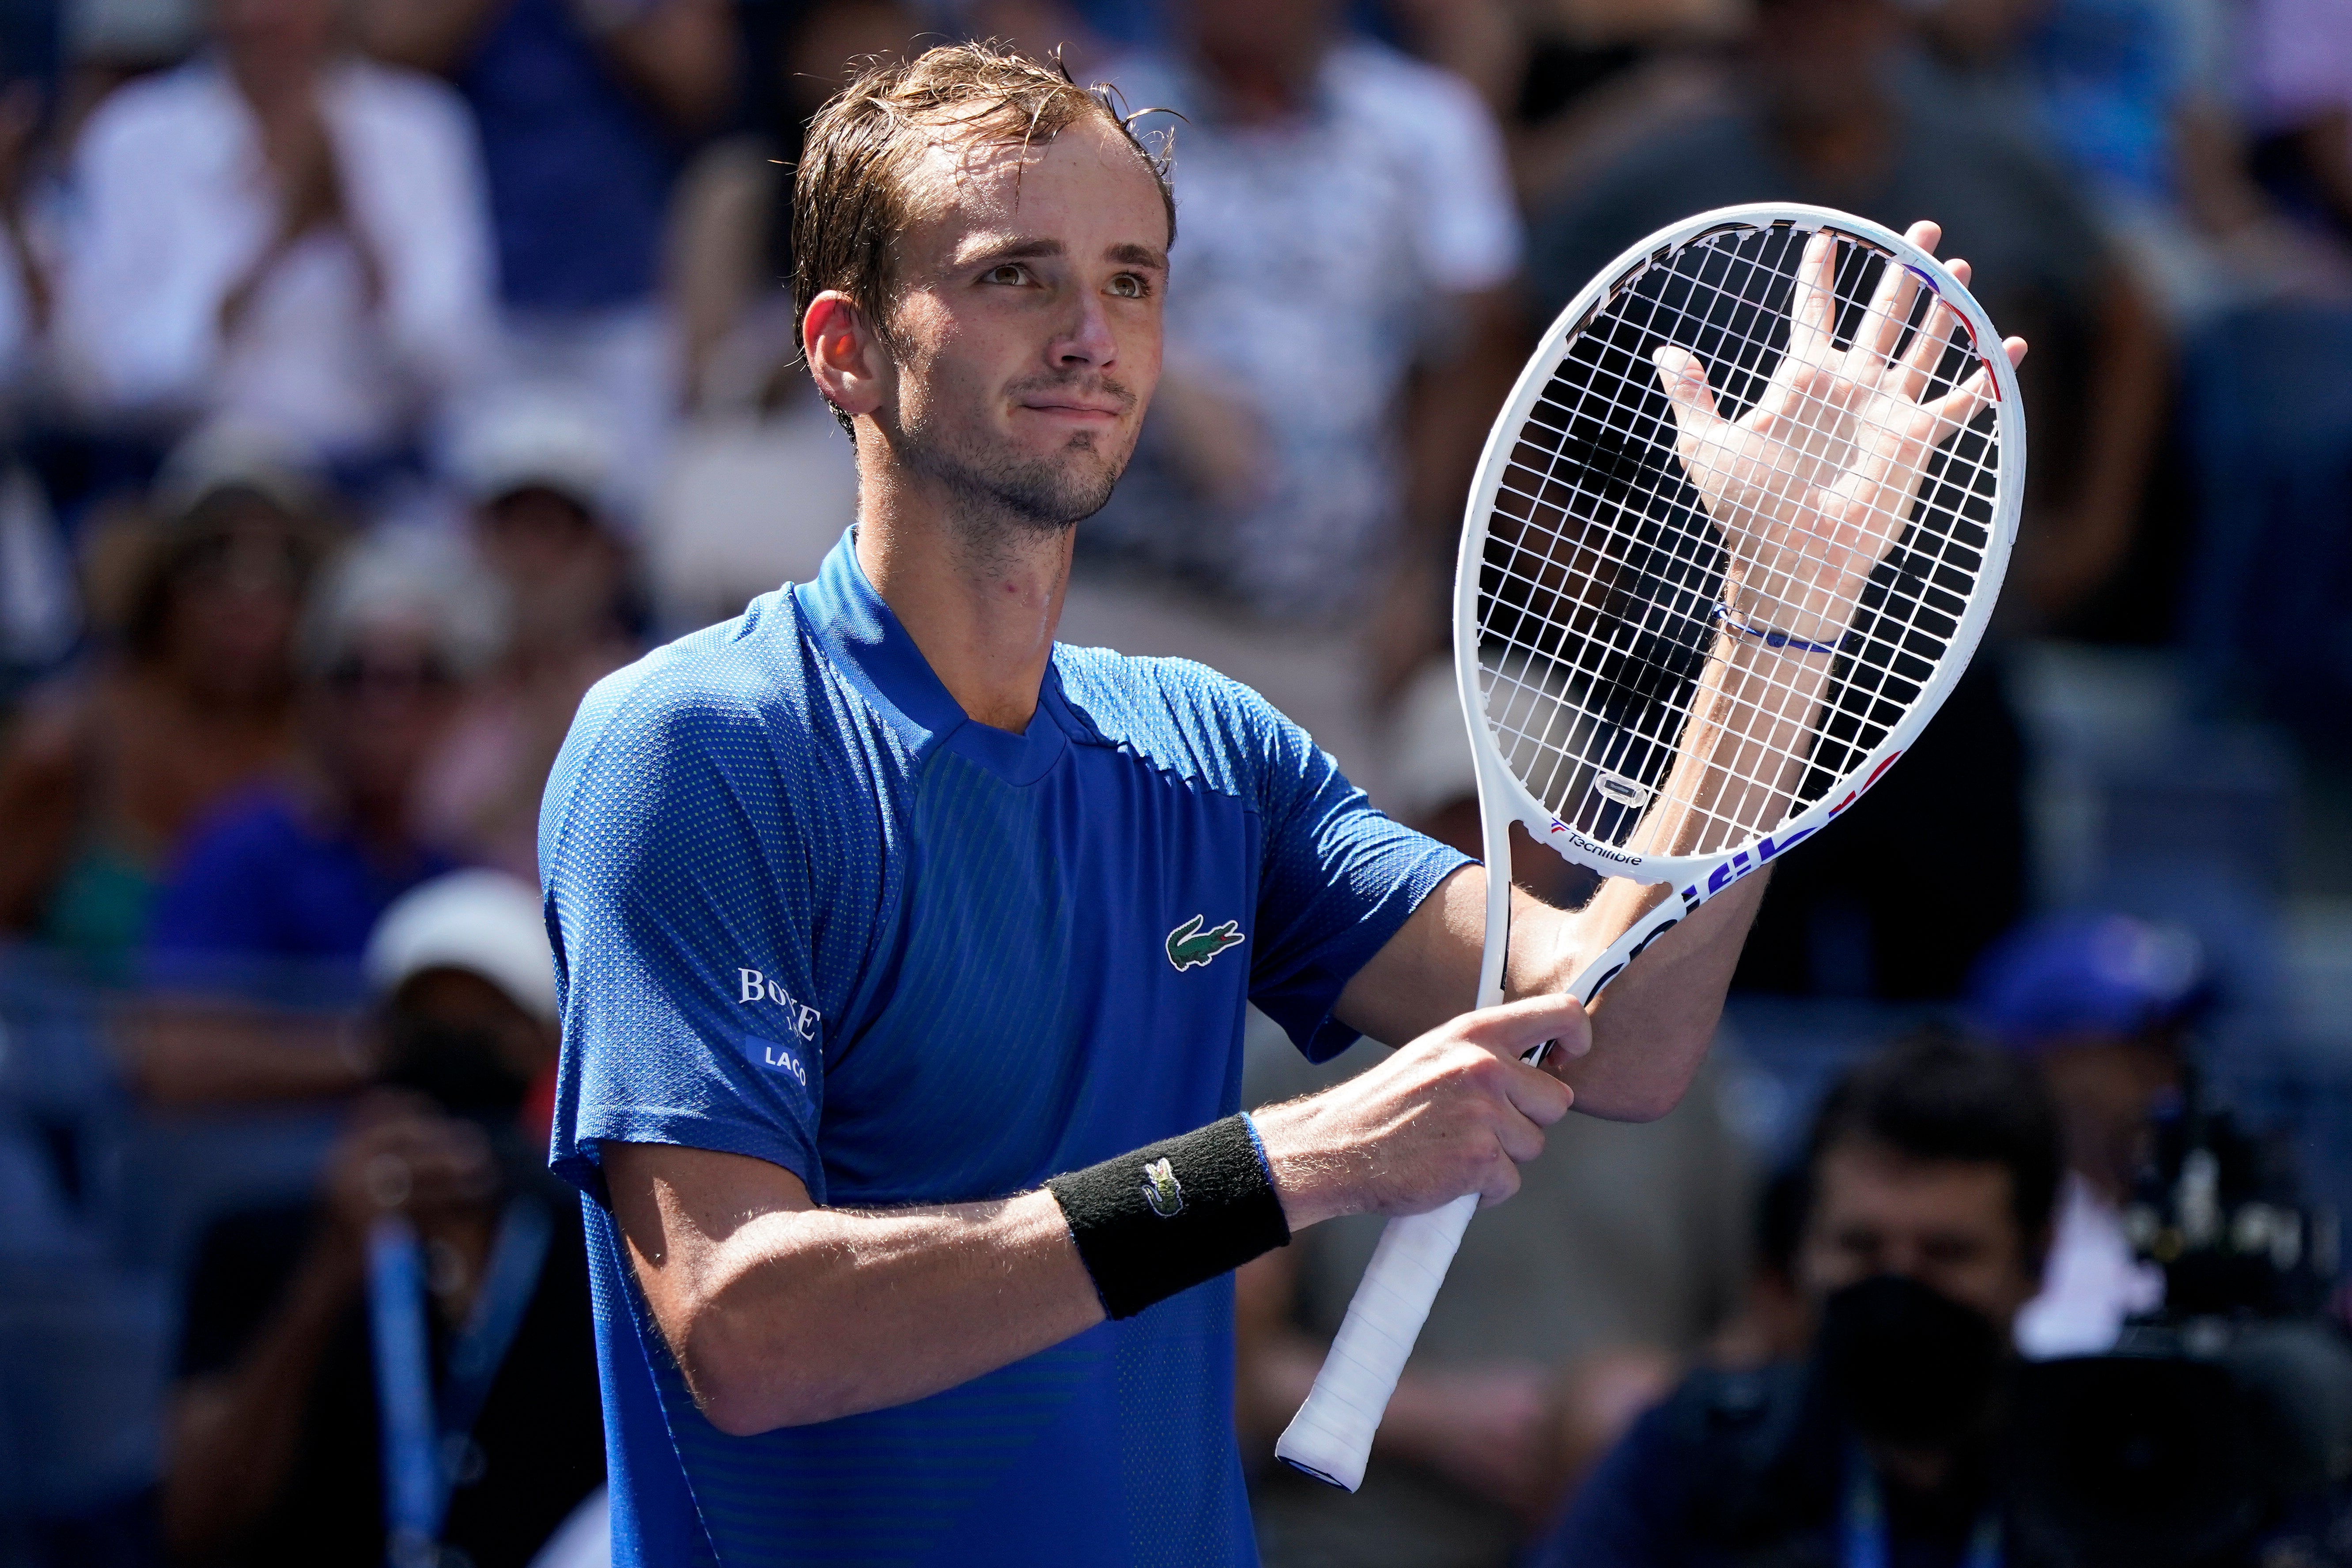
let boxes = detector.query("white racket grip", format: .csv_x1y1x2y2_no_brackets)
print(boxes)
1273,1192,1479,1490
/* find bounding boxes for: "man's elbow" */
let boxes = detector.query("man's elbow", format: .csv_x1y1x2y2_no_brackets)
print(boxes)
675,1297,848,1436
1580,1080,1688,1125
1577,1030,1715,1123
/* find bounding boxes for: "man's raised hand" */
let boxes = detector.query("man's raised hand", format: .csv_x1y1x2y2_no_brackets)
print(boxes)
1650,218,2029,648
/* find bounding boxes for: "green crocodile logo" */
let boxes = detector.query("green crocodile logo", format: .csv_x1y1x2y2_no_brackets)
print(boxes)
1166,915,1245,972
1141,1157,1184,1217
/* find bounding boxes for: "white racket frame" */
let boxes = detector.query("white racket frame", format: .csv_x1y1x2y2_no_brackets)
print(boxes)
1274,204,2025,1491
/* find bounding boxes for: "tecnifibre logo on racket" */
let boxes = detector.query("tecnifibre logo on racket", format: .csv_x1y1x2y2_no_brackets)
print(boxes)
1547,823,1642,866
1166,915,1245,971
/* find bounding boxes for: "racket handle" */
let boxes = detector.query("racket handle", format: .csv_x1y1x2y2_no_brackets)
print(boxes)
1273,1192,1479,1491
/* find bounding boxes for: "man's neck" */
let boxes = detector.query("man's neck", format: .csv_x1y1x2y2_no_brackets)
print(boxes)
852,462,1073,735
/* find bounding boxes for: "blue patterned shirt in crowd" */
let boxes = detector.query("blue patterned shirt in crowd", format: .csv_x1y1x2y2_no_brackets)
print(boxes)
146,785,460,982
456,0,677,312
541,529,1467,1567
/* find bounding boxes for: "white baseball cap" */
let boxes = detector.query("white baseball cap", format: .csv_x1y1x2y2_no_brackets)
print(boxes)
364,870,559,1024
449,390,616,514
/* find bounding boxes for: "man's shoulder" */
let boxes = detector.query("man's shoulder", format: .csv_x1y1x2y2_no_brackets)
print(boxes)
1052,643,1293,792
556,592,891,812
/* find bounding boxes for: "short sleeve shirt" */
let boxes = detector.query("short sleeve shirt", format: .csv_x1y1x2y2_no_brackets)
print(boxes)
541,529,1467,1567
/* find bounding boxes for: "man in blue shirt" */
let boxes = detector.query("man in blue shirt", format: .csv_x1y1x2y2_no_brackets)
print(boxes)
541,44,1781,1568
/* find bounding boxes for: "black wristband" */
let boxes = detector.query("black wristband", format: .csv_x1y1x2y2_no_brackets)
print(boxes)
1047,1114,1292,1320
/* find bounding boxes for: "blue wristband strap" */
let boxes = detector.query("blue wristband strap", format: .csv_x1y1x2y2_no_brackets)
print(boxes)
1713,601,1842,655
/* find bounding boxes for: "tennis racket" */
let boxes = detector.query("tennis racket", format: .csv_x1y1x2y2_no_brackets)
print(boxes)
1274,204,2026,1491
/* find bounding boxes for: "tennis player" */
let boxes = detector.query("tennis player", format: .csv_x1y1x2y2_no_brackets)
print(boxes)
542,43,1883,1567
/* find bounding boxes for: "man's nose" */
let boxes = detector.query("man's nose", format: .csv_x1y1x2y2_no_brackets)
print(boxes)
1051,291,1117,369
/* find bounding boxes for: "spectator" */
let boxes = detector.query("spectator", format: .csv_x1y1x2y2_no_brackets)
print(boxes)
646,0,906,629
161,869,604,1568
361,0,739,515
144,528,502,971
1535,1031,2063,1568
57,0,499,476
1526,0,2167,997
1966,912,2201,1357
1058,0,1528,801
1237,1024,1754,1568
1532,0,2165,629
0,68,56,417
1917,0,2348,318
0,429,332,967
1538,1029,2349,1566
416,391,642,880
2241,0,2352,244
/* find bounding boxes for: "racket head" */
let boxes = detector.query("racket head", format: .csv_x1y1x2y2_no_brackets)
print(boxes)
1456,204,2024,888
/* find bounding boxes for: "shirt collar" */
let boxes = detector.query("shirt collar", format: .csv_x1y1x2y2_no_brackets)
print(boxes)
793,527,1070,785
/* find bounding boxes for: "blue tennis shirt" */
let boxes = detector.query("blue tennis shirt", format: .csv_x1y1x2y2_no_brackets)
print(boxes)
541,530,1467,1567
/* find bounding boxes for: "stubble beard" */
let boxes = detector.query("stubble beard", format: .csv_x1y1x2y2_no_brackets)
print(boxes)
900,376,1135,557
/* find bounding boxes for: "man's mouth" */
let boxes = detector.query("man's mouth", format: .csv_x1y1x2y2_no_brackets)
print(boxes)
1008,375,1135,427
1016,398,1126,422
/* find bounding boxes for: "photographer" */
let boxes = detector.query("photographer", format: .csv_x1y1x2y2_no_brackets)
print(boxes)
1539,1029,2341,1568
160,870,602,1567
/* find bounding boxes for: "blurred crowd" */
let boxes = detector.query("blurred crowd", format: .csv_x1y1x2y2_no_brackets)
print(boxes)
0,0,2350,1562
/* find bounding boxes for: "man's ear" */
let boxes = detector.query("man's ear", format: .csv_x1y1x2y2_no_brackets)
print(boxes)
804,292,890,425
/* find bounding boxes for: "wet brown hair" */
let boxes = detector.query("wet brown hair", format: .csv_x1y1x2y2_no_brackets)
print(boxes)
790,41,1175,433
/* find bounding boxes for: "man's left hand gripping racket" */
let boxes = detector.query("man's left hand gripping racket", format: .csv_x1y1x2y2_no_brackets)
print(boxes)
1274,205,2027,1491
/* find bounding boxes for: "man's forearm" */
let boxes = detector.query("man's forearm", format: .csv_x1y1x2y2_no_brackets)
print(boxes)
1521,632,1809,1117
629,1183,1103,1435
1534,871,1762,1120
610,999,1581,1434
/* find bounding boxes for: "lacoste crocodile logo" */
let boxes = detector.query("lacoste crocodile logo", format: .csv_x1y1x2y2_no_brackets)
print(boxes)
1165,915,1245,972
1141,1157,1184,1217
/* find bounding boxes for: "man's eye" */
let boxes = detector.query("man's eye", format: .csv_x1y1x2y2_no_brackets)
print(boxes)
987,263,1030,286
1108,273,1146,299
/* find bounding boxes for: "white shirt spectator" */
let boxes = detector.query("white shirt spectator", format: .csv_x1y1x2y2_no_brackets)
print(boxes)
59,55,496,460
2015,1172,2167,1359
1090,41,1522,620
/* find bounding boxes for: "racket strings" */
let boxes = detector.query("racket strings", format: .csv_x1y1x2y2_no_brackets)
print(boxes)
1475,223,1999,855
1489,384,1985,839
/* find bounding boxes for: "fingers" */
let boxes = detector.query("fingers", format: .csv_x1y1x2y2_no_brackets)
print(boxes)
1650,346,1723,442
1500,1058,1574,1129
1856,255,1923,366
1902,219,1944,257
1491,1097,1552,1164
1787,230,1838,353
1454,991,1591,1063
1921,339,2024,432
1888,288,1960,404
1476,1154,1524,1209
